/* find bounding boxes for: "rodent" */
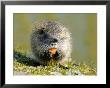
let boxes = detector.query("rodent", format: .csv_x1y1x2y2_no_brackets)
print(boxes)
31,20,72,65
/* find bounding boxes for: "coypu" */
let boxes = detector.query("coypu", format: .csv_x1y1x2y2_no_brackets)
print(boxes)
31,20,72,65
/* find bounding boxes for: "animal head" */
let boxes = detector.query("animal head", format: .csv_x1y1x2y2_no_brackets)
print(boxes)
32,20,70,49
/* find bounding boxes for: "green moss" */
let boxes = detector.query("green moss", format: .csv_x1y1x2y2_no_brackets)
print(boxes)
13,49,96,75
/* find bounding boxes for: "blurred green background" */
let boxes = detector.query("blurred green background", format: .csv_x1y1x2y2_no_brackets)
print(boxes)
13,13,97,68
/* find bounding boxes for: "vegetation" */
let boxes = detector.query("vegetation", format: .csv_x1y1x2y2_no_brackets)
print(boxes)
13,49,96,76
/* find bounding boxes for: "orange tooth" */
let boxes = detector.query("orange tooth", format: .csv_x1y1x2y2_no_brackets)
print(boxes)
49,48,57,55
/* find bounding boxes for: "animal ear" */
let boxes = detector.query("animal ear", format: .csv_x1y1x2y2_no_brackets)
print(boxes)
39,29,44,35
38,27,46,34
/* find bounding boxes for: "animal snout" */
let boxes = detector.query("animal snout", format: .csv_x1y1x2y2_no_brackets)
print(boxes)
50,38,58,46
51,43,57,46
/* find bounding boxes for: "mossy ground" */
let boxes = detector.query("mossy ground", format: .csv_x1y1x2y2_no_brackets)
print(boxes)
13,49,96,76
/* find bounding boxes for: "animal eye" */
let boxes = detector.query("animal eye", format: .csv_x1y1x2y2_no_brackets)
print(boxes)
39,30,44,35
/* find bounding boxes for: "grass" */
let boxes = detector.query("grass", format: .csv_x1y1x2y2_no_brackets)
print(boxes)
13,49,96,76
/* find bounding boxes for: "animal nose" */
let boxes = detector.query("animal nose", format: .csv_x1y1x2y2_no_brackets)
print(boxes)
50,38,58,46
51,43,57,46
53,38,58,43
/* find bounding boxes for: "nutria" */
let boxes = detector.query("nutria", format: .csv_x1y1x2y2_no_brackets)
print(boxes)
31,20,72,65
